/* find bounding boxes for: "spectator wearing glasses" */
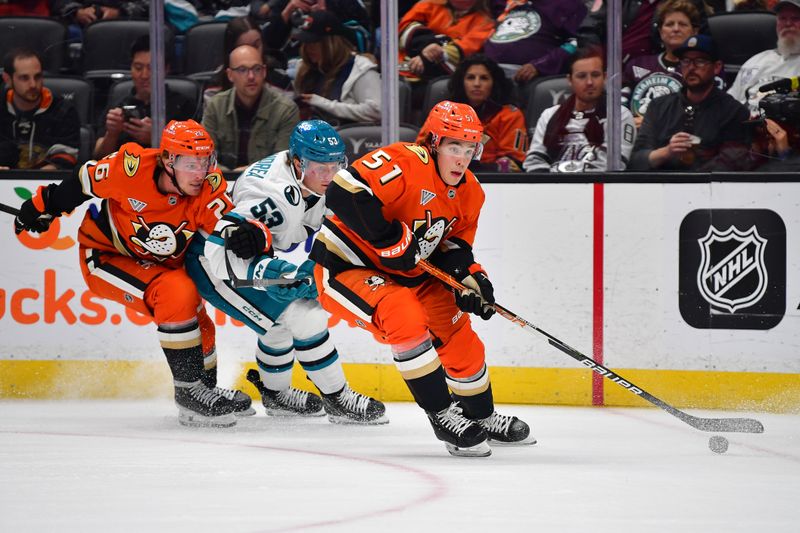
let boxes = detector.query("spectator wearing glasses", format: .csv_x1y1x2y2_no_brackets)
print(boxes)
630,35,751,171
203,44,300,170
94,35,196,159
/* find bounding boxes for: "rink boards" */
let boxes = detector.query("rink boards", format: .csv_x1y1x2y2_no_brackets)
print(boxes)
1,177,799,410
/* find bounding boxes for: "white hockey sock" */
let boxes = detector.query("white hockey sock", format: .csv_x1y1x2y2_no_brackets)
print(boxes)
255,339,294,392
294,330,345,395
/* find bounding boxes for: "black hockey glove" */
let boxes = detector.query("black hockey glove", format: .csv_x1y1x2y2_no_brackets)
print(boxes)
376,220,420,272
454,271,496,320
226,220,272,259
14,185,55,235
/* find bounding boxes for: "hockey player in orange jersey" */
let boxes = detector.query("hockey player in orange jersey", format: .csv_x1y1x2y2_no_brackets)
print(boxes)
310,101,536,457
13,119,251,428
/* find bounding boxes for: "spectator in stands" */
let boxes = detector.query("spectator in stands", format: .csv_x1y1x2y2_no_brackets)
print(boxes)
203,16,279,109
262,0,370,58
203,44,299,170
629,35,751,171
53,1,149,41
727,0,800,107
417,54,528,171
577,0,712,66
483,0,587,84
623,0,701,127
94,35,196,159
0,48,80,170
398,0,496,81
293,11,381,125
523,46,635,172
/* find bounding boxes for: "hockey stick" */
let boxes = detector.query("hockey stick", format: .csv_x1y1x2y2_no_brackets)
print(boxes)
418,259,765,434
219,229,312,289
0,202,20,216
196,254,306,288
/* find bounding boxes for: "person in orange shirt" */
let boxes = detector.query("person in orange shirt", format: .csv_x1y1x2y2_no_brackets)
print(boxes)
417,54,528,171
399,0,496,81
310,101,536,457
13,120,251,428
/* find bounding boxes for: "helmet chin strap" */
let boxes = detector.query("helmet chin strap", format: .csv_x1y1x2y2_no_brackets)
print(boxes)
164,158,188,196
294,158,322,198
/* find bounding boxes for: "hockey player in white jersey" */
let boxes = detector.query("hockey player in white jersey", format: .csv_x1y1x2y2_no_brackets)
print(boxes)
185,120,386,424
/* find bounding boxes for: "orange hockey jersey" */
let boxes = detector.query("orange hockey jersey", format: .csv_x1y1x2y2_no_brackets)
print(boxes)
312,141,485,285
399,0,495,58
76,143,232,269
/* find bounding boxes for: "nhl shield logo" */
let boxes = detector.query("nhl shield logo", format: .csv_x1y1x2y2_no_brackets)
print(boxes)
696,225,767,313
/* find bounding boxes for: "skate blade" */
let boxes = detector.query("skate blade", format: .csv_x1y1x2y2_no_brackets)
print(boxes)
178,409,237,428
235,407,257,417
445,440,492,457
264,407,326,417
327,413,390,426
488,435,537,446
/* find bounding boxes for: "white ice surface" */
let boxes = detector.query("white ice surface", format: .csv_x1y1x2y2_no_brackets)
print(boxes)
1,401,798,533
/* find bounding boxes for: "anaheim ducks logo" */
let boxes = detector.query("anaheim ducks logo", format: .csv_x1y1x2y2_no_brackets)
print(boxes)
364,274,386,291
411,210,457,258
129,216,194,260
404,143,429,164
123,151,140,177
206,171,223,192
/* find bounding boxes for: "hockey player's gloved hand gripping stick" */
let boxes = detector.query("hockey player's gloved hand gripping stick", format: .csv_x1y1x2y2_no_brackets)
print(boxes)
2,200,54,235
222,229,312,289
418,259,764,435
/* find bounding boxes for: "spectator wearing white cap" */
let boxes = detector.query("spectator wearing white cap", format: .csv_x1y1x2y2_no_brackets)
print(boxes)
728,0,800,104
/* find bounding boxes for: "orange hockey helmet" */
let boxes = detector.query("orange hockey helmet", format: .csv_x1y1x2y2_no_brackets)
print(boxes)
424,100,484,160
160,119,215,159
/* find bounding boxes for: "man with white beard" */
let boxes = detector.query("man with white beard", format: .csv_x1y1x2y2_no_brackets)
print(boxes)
727,0,800,107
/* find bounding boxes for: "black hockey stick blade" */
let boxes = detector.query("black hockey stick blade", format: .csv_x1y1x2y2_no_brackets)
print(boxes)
246,368,268,397
418,260,765,435
0,202,20,216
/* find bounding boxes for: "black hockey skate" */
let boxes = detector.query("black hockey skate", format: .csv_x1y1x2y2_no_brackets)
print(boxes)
246,369,324,417
321,384,388,425
426,402,491,457
175,381,237,428
478,411,536,445
213,386,255,416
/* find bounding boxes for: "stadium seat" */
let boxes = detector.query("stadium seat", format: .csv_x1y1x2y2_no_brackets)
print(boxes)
82,20,173,79
0,17,68,74
708,12,777,72
44,76,94,125
336,122,419,161
523,75,572,135
399,79,412,125
420,76,451,123
183,21,227,81
43,76,94,164
106,77,201,118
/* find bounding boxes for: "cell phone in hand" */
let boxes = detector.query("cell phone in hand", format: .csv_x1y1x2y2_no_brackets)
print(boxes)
122,105,141,122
